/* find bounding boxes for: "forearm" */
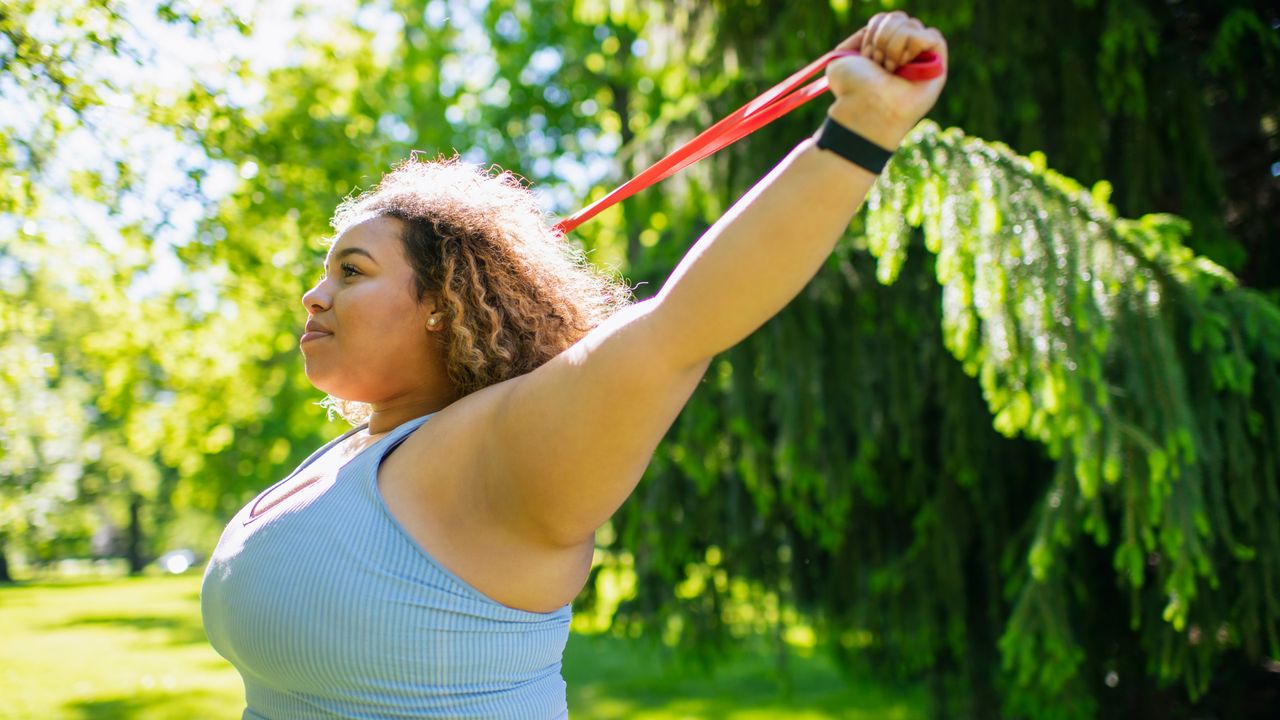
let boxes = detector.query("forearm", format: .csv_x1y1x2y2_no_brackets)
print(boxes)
651,103,909,368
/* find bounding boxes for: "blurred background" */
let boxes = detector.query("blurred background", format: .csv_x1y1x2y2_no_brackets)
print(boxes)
2,0,1278,718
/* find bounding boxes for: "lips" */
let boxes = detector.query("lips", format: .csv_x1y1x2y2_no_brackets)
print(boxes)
300,319,333,345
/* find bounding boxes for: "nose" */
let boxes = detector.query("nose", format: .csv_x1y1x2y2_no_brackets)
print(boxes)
301,277,332,316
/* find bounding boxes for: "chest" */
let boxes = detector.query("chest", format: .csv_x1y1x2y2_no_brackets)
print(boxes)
201,457,573,698
202,454,390,682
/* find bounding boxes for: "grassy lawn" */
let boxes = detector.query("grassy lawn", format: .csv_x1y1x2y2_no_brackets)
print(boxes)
0,573,923,719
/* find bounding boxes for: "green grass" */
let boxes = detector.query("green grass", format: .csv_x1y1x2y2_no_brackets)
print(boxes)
0,574,923,719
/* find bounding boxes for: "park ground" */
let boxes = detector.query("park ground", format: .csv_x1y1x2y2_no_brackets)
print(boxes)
0,571,923,720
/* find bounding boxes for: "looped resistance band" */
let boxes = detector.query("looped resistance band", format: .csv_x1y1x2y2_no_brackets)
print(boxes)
553,49,944,235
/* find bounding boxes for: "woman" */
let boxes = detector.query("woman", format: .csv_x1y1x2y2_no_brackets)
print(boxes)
202,11,947,720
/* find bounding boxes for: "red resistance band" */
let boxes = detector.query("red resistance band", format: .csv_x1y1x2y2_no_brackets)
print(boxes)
553,49,944,236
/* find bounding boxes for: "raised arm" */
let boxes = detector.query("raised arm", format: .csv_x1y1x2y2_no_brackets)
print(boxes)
480,13,948,549
650,14,947,368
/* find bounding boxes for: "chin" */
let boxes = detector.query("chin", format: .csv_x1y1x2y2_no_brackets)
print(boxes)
305,371,379,406
302,362,342,398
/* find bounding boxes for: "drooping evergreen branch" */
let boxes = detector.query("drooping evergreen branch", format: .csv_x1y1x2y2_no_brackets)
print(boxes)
865,120,1280,705
599,115,1278,719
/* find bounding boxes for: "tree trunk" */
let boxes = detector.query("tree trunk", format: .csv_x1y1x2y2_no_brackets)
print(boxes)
125,492,146,576
0,532,11,583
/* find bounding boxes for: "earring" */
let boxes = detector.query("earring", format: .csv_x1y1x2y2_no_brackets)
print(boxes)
427,316,439,327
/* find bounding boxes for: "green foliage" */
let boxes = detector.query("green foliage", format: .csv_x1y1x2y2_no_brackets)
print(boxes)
0,265,93,553
583,2,1280,718
3,0,1277,717
0,0,334,568
605,123,1280,714
869,121,1280,714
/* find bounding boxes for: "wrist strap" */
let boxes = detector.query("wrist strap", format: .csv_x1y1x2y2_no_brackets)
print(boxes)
814,116,895,174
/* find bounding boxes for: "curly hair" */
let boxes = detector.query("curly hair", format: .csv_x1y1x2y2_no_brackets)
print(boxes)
319,155,634,425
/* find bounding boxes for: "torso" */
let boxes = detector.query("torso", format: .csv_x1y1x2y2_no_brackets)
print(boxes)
271,412,595,615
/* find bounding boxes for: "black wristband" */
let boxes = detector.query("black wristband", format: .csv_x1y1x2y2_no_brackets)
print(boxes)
814,116,895,174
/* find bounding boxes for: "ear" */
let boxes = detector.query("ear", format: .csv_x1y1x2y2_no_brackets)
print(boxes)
421,293,447,332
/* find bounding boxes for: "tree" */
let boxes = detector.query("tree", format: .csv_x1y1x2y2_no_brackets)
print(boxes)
0,253,94,583
144,0,1280,714
588,2,1280,718
6,0,1277,716
0,0,323,574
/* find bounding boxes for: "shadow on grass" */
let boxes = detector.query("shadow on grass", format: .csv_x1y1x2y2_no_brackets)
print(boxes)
563,632,923,720
53,614,210,647
0,577,121,591
2,573,202,593
63,689,233,720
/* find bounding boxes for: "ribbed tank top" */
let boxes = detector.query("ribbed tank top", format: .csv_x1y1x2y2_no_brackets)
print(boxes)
200,412,573,719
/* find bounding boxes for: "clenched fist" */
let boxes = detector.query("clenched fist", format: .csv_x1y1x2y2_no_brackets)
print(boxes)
825,11,948,149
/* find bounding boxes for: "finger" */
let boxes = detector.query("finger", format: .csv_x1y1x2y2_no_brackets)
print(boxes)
880,24,910,72
883,19,926,70
865,15,906,68
890,18,921,66
836,11,888,52
918,26,948,72
867,11,908,57
861,12,893,57
904,31,935,67
875,15,913,69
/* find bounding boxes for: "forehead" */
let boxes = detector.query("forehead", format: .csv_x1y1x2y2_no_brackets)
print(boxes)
328,214,403,258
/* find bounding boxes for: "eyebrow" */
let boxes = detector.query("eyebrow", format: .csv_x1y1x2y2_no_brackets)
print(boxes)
324,246,378,272
335,247,377,263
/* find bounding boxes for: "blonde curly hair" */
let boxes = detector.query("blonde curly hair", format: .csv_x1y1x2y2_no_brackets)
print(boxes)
319,155,634,425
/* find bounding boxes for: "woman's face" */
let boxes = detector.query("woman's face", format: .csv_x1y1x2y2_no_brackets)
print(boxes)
299,214,442,403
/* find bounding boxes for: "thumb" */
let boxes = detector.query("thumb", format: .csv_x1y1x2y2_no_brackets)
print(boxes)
825,51,896,97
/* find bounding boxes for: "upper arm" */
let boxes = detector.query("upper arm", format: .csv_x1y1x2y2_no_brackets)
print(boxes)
475,298,711,548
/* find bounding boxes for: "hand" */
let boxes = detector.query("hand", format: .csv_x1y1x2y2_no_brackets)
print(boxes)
825,11,948,148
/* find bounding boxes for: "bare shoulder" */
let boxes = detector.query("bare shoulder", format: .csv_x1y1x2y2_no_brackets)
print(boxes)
380,372,521,508
375,382,595,613
373,299,711,611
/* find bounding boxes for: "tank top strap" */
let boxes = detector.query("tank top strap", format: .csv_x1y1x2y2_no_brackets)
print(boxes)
377,412,436,453
359,412,438,473
282,422,369,483
287,411,433,485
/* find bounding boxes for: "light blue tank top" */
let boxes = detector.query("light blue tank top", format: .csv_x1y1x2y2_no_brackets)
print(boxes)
200,413,572,719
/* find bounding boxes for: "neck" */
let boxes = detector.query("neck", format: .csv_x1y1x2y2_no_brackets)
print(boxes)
364,386,459,435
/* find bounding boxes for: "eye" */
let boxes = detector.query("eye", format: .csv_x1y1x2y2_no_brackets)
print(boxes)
340,262,360,278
